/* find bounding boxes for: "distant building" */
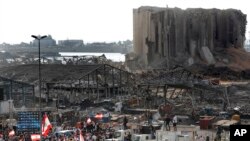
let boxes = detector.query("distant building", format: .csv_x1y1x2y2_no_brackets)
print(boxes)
58,39,84,47
31,35,56,47
19,42,31,47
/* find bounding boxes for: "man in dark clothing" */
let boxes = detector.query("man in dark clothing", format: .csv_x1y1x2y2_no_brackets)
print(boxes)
150,125,155,139
165,114,171,131
127,132,132,141
216,126,223,140
206,135,210,141
148,113,153,125
123,116,128,129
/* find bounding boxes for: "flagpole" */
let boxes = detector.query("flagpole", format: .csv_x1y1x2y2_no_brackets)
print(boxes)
41,113,43,140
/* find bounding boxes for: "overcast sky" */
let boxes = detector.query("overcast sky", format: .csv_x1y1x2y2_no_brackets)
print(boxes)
0,0,249,44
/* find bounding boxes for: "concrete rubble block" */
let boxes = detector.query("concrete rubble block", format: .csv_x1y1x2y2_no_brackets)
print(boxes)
199,46,216,65
189,40,197,57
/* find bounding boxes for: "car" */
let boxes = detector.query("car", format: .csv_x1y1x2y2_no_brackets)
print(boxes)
71,106,81,111
58,105,66,109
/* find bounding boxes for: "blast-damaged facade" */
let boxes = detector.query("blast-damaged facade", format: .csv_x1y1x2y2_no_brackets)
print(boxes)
133,6,247,68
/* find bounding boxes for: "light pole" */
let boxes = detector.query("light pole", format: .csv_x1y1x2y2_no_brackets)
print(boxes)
31,35,47,139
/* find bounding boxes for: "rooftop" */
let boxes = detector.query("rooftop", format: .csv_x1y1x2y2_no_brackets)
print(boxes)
0,64,103,84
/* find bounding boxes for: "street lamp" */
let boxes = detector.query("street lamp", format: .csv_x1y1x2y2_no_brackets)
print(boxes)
31,35,47,138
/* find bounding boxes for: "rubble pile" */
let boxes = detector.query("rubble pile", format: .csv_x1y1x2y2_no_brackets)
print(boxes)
189,47,250,80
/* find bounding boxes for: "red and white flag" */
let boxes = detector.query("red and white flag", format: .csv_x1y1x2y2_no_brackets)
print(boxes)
42,114,52,137
87,117,91,124
8,130,15,137
80,130,84,141
95,113,103,119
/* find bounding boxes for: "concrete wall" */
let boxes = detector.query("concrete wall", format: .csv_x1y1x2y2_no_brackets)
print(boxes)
133,6,247,68
133,7,165,67
0,100,14,114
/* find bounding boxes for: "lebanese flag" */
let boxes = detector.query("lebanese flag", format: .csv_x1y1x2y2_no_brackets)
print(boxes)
42,114,52,137
87,117,91,124
95,113,103,119
8,130,15,137
80,130,84,141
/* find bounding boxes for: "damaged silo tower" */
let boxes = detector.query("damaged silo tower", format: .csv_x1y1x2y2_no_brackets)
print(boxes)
133,6,247,68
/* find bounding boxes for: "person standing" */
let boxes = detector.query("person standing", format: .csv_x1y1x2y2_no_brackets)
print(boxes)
127,132,132,141
172,115,177,131
165,114,171,131
18,134,25,141
123,116,128,129
216,126,223,141
124,132,128,141
148,113,153,125
206,135,210,141
150,125,156,139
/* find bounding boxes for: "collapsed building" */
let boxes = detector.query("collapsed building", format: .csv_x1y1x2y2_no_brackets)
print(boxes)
129,6,250,119
0,64,134,108
135,67,228,118
132,6,247,72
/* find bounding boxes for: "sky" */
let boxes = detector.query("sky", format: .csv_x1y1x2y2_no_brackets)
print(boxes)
0,0,249,44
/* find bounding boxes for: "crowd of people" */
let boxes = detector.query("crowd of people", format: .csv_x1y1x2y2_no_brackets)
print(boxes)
0,116,117,141
47,118,117,141
1,112,185,141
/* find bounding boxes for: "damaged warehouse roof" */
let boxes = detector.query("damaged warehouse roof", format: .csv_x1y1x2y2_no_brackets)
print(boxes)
0,64,135,88
0,64,136,108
